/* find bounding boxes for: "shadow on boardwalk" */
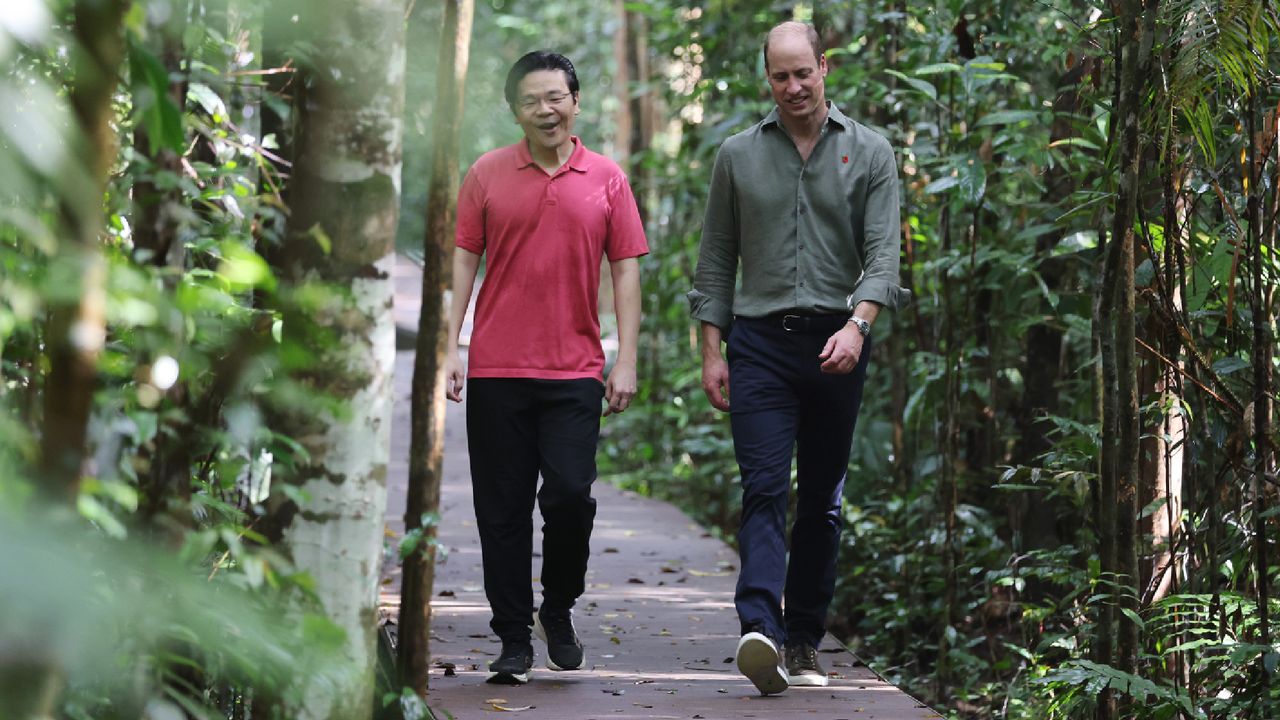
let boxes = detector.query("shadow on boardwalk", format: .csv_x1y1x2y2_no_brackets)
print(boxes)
381,256,938,720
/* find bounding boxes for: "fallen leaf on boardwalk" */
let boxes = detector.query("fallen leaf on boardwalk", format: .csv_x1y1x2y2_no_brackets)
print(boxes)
438,589,455,597
632,703,654,709
610,636,621,644
603,689,625,696
659,566,679,573
657,629,671,636
687,569,732,577
634,679,655,685
468,633,488,638
486,701,533,712
603,547,620,553
627,577,645,584
722,657,734,663
717,689,728,694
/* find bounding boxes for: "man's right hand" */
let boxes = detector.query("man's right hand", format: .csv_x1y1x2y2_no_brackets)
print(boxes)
701,355,730,412
445,352,465,402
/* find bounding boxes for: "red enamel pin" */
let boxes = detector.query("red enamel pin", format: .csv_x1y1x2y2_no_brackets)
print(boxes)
841,155,849,163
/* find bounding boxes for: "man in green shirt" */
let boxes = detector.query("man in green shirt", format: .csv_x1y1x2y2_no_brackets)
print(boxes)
688,21,908,695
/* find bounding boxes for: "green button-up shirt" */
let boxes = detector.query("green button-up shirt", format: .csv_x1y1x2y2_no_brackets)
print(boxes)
688,102,909,331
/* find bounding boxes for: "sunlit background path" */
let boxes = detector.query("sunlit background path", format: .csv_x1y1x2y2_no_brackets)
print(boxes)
381,256,937,720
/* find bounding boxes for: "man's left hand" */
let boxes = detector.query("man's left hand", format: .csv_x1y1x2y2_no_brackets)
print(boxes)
818,326,863,374
604,360,637,416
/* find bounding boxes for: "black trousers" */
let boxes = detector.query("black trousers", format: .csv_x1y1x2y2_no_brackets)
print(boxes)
725,314,871,647
466,377,604,642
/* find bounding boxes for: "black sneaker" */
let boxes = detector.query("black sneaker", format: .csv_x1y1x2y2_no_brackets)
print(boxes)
486,640,534,684
533,607,585,670
736,631,788,695
785,640,829,687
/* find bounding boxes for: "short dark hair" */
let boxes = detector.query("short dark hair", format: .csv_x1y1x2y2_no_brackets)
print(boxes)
762,22,824,70
504,51,580,112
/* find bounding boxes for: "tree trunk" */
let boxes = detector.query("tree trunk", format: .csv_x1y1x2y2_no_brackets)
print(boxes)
1245,60,1273,653
400,0,474,697
39,0,127,502
1101,3,1156,712
131,0,193,528
264,1,407,717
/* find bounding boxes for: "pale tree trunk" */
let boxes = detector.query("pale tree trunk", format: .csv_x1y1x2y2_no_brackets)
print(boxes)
400,0,474,696
39,0,126,502
613,0,631,169
1139,162,1188,609
265,1,407,717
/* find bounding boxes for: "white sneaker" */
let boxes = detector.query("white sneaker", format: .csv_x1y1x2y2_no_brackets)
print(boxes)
735,631,788,695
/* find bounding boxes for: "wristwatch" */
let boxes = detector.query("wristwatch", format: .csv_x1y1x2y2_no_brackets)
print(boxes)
847,315,871,337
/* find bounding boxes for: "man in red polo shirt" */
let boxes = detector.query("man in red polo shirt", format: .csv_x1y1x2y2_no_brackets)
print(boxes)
443,50,648,685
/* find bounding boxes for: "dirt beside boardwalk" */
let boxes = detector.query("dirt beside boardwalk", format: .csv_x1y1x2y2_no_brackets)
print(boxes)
380,256,937,720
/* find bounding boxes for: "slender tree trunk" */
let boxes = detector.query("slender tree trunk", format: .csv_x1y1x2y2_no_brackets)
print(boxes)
1245,61,1273,659
1102,5,1156,712
264,1,407,717
39,0,127,502
400,0,474,696
132,0,193,528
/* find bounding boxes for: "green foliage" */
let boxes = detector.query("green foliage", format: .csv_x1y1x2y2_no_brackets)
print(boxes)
600,1,1280,718
2,1,376,716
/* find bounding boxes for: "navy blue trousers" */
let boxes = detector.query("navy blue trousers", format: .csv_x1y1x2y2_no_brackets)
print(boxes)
466,378,604,643
725,315,870,647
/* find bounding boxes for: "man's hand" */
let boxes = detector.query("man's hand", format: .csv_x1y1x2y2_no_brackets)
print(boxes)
445,352,466,402
604,360,637,416
818,325,864,374
701,355,731,411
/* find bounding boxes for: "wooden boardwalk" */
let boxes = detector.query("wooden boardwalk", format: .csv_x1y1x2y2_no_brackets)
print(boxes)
381,256,937,719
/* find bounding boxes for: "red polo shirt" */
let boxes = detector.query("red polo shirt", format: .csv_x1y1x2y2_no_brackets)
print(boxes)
456,137,649,381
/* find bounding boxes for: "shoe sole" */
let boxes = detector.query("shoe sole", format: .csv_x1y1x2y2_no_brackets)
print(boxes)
787,672,830,687
736,633,788,695
533,612,584,671
485,670,530,685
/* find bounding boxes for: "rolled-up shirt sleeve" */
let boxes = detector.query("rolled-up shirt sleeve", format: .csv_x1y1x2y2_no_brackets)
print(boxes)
688,146,739,330
848,140,911,311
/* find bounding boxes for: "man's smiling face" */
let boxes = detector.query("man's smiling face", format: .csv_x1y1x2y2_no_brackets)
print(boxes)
514,69,578,157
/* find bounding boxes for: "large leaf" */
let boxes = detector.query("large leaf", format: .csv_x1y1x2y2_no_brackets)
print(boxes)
127,35,184,155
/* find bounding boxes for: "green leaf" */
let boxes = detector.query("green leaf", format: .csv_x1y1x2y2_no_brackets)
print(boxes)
975,110,1040,127
923,175,959,194
1121,608,1146,631
1212,357,1249,376
914,63,963,75
885,69,937,100
127,35,184,154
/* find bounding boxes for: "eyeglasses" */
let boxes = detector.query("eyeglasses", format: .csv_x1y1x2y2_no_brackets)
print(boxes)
517,92,572,112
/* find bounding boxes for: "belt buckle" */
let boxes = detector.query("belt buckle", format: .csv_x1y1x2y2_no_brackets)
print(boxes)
782,314,805,332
